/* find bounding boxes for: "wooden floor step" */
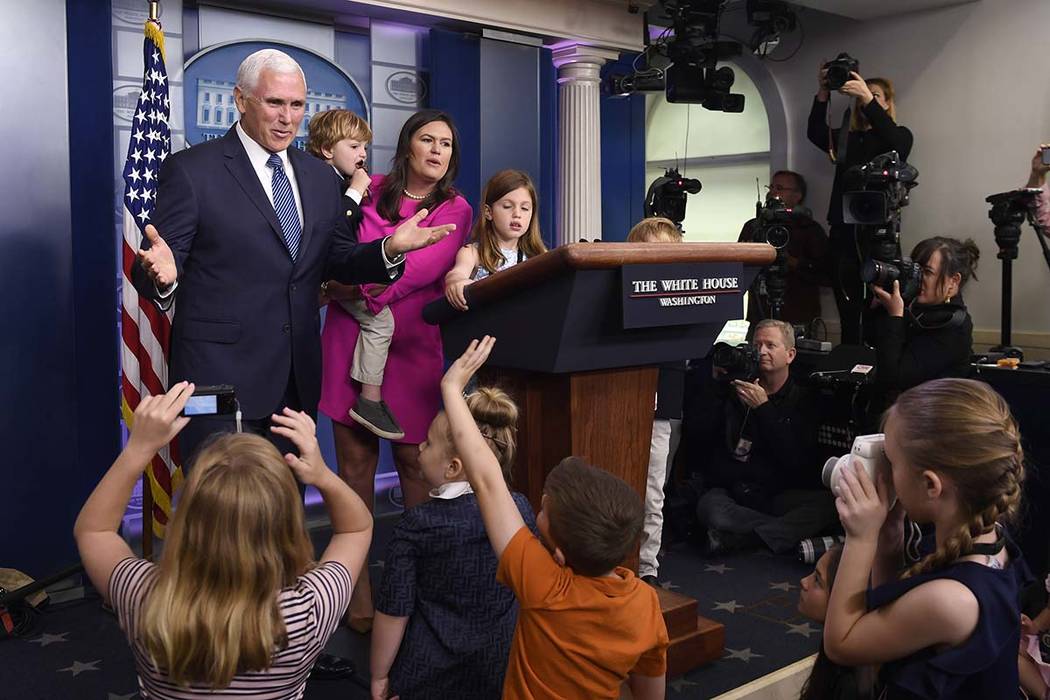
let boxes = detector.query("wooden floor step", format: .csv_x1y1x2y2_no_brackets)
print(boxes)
657,586,699,638
667,616,726,678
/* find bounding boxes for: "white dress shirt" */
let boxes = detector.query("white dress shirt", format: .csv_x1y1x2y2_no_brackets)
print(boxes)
236,121,304,226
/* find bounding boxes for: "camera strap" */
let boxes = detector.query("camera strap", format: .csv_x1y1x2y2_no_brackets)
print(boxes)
828,106,851,165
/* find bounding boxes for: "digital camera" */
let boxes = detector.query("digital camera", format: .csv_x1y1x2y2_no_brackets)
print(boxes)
824,52,859,91
822,433,886,494
711,342,760,382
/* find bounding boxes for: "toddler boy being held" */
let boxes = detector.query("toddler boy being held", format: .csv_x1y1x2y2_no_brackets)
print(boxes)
307,109,404,440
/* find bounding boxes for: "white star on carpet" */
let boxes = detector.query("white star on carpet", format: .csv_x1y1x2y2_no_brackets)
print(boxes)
712,600,743,613
58,659,100,677
659,580,680,591
786,621,819,638
704,563,734,574
769,581,796,591
371,560,385,569
709,596,743,612
724,647,763,662
668,677,699,693
29,632,68,647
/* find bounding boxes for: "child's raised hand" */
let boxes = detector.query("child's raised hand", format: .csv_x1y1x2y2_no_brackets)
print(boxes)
126,381,194,456
270,408,330,486
445,278,473,311
834,459,890,544
441,336,495,393
1022,614,1039,636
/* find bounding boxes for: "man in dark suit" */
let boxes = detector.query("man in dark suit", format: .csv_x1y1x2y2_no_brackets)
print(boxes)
133,49,452,462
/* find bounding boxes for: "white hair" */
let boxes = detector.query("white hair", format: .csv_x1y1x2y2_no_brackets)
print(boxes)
235,49,306,94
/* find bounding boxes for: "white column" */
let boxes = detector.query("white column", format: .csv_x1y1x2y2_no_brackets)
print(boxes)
552,44,620,245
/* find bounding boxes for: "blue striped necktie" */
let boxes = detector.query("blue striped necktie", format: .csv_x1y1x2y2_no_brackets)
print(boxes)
266,153,302,259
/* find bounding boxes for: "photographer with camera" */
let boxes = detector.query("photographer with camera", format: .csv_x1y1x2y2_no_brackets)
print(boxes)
1026,143,1050,231
869,236,978,396
686,320,835,555
809,56,913,344
738,170,830,325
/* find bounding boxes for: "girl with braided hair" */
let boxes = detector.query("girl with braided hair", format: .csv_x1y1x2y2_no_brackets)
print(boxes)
823,378,1030,699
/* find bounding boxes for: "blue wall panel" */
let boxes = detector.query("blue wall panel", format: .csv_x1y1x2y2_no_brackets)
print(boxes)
428,29,482,212
539,50,557,249
479,40,541,192
600,55,646,241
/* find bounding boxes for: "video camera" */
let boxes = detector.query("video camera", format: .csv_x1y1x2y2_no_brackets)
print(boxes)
645,167,703,225
842,151,918,226
605,0,757,113
823,52,859,91
846,152,922,301
712,341,760,382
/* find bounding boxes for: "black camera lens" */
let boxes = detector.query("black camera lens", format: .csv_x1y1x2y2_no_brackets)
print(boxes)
861,259,899,287
765,224,790,249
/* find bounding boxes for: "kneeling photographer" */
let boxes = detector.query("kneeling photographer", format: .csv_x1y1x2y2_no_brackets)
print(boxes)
688,320,835,555
869,236,978,397
738,171,830,326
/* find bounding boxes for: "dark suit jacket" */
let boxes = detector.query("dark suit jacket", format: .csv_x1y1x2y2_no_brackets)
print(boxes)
132,126,399,418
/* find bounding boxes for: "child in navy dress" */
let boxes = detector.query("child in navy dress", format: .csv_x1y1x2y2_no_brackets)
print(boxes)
369,387,536,700
824,378,1030,699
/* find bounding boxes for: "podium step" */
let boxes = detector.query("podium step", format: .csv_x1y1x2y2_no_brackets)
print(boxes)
667,616,726,677
658,587,725,676
657,586,699,638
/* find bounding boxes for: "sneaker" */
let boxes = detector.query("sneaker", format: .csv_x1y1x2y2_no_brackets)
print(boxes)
641,574,659,587
349,397,405,440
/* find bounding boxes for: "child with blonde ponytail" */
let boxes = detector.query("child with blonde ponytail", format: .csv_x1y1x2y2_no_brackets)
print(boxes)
369,387,536,700
823,378,1029,699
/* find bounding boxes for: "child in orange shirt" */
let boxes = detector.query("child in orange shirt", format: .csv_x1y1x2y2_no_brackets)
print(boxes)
439,337,670,700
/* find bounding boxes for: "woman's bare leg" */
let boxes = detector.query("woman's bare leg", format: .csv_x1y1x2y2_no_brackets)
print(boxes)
392,443,431,510
332,421,379,621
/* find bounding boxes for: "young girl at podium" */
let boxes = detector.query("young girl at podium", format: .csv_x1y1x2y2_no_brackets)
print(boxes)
444,169,547,310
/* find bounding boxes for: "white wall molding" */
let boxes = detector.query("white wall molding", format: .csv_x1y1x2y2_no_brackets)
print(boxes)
346,0,644,51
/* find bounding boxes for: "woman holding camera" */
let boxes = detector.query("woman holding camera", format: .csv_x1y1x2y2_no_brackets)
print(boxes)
869,236,977,395
808,63,913,344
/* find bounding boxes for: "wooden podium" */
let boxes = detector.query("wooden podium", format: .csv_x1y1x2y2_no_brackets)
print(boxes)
424,241,774,675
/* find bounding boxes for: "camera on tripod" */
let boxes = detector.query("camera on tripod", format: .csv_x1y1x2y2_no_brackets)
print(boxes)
823,52,860,91
754,195,795,249
712,342,760,382
645,167,703,225
842,151,918,226
845,151,923,302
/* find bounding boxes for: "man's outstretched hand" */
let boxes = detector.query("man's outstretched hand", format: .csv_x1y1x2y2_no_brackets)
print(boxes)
384,208,455,258
137,224,178,290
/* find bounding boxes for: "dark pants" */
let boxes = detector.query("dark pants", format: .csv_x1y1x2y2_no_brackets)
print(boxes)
176,370,307,495
696,487,838,554
829,224,865,345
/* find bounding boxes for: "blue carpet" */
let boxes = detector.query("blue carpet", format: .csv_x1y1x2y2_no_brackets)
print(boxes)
0,523,820,699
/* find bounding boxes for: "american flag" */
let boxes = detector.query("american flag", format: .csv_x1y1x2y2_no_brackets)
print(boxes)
119,19,181,539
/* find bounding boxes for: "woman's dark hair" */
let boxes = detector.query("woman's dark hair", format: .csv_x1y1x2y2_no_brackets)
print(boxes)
376,109,461,224
910,236,980,297
799,547,852,700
